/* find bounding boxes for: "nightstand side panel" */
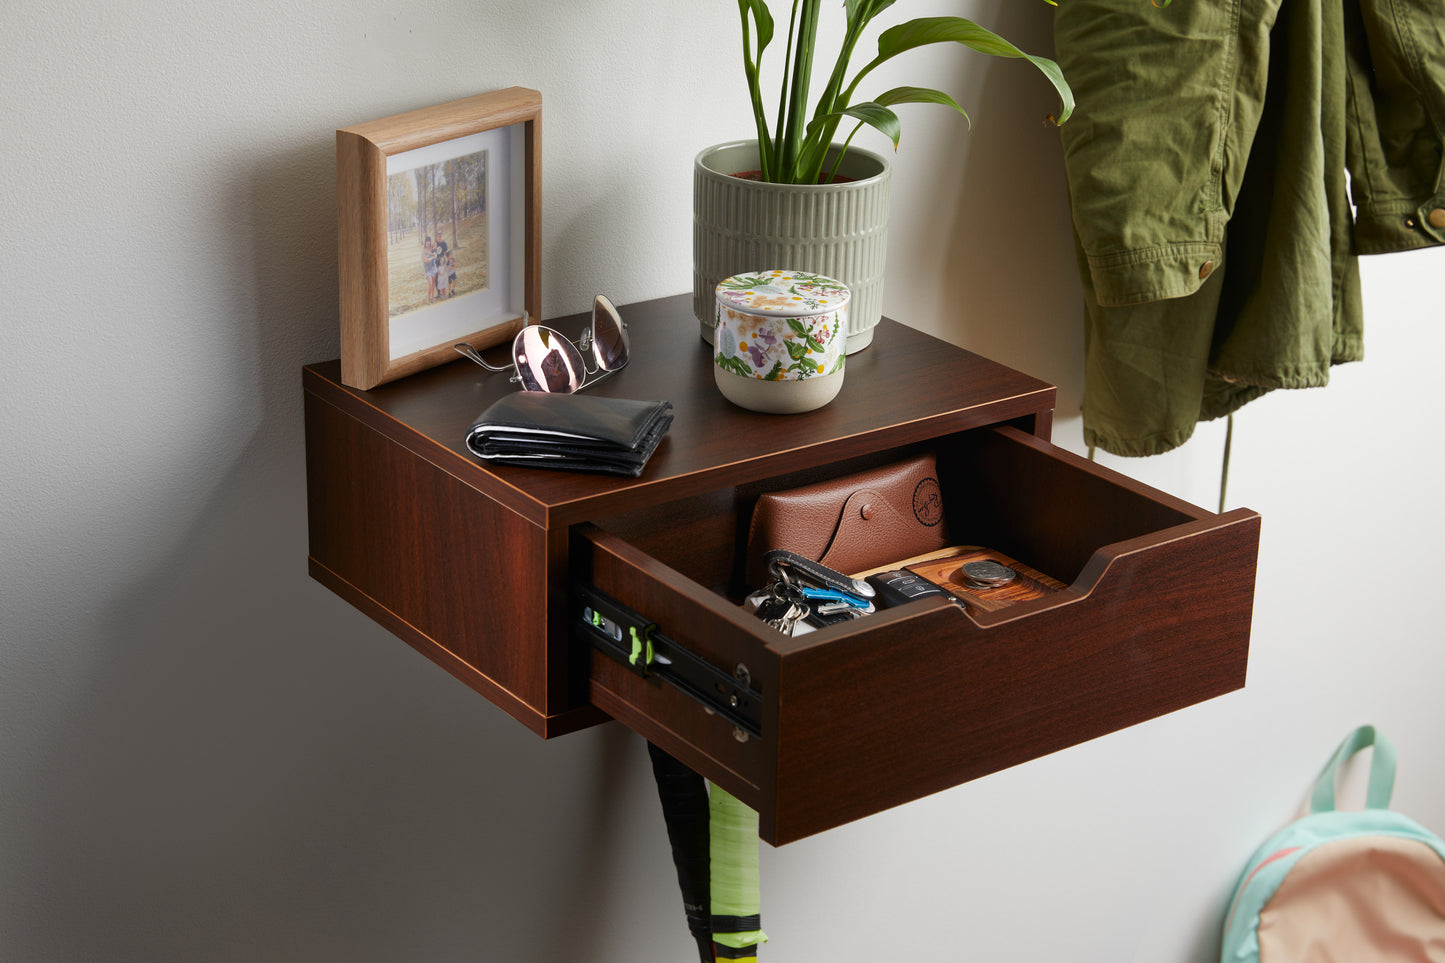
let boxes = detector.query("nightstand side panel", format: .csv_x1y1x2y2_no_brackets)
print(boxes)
305,388,556,731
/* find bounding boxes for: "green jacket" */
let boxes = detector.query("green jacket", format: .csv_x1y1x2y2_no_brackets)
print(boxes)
1055,0,1445,457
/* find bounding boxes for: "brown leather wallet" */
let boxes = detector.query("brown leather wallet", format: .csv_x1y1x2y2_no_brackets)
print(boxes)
745,452,950,587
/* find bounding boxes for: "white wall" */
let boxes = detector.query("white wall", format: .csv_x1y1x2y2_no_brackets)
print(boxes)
3,2,1441,960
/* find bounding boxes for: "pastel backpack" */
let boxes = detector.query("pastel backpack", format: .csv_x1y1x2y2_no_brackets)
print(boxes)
1220,726,1445,961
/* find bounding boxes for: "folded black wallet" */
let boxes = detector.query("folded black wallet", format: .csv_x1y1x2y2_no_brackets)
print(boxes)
464,392,673,477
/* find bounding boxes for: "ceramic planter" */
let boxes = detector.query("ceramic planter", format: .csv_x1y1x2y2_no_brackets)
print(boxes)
693,140,891,353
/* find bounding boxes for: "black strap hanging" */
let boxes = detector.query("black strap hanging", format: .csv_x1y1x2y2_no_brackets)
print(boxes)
646,741,714,961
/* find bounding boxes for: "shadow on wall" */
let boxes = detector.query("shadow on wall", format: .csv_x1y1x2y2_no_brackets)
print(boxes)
9,136,662,961
913,0,1085,415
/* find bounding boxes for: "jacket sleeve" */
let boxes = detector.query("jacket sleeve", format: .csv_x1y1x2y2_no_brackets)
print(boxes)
1343,0,1445,254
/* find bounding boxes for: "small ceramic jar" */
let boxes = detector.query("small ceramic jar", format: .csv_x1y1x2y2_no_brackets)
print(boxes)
712,270,849,414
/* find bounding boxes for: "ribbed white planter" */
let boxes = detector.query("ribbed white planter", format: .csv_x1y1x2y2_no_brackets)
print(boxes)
693,140,892,353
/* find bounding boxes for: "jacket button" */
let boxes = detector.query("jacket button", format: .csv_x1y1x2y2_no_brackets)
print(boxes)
1430,208,1445,229
1199,260,1215,280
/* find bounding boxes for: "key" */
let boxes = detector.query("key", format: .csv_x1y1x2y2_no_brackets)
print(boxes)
754,594,800,627
797,585,875,614
751,572,820,633
865,569,957,608
748,583,808,635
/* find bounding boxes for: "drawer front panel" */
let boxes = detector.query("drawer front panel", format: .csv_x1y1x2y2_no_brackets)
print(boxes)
767,511,1259,843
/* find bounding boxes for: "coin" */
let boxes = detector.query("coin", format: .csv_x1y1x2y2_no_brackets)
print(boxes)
959,559,1016,588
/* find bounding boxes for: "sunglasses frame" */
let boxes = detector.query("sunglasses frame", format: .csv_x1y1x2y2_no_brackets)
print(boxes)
455,294,628,393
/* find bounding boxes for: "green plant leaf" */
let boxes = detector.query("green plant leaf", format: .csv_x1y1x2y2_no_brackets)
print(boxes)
874,85,971,128
718,274,772,289
858,16,1074,124
802,85,971,181
738,0,774,52
738,0,778,175
845,0,894,27
877,17,1019,60
716,355,753,378
805,102,902,149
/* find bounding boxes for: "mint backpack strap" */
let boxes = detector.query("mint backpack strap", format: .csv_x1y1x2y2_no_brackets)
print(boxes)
1309,725,1397,814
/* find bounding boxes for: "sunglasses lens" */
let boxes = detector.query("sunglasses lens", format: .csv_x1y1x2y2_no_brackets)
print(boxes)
590,295,629,372
513,326,585,393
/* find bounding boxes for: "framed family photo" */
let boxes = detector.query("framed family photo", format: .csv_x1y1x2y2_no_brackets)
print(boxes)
337,87,541,389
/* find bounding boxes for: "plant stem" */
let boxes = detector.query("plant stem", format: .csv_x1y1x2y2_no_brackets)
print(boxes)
740,1,776,178
799,0,874,183
770,0,802,182
778,0,821,182
748,59,774,173
825,123,864,183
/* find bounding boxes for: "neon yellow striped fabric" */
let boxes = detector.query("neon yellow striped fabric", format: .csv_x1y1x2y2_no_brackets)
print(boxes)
709,784,768,955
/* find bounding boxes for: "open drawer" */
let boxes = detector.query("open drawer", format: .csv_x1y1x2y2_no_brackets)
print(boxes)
575,426,1260,845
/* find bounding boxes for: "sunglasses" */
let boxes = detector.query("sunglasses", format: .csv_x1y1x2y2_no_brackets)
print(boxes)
454,295,630,393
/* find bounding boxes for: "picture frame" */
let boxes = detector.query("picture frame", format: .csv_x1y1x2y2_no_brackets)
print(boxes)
337,87,541,389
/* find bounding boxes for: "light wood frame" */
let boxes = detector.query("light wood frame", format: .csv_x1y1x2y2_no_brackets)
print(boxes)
337,87,541,389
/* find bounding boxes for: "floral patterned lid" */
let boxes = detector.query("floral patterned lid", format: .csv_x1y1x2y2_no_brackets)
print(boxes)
715,270,850,318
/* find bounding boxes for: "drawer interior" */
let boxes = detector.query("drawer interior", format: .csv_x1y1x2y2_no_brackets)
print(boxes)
587,428,1203,602
577,427,1258,844
935,427,1201,586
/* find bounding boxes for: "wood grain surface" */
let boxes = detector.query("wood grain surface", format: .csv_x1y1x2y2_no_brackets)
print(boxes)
903,546,1068,613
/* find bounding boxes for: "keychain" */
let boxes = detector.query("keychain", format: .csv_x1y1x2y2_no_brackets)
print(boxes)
747,551,875,636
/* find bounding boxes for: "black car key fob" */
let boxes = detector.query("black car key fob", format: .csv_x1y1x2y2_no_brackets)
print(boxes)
865,569,955,608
